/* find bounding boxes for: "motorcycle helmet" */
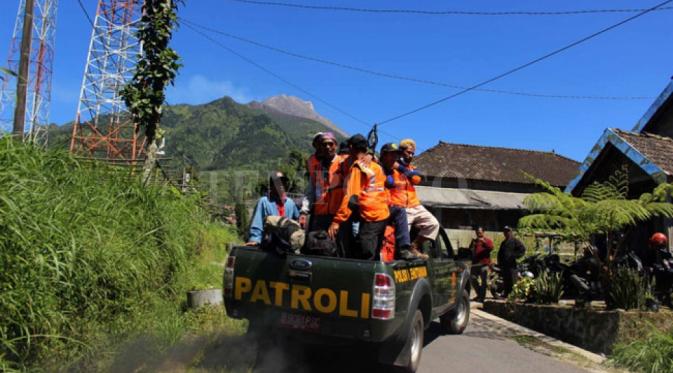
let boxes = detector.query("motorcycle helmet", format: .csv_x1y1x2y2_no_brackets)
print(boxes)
650,232,668,247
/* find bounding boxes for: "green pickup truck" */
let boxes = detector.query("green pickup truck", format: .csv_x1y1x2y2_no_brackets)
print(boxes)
223,229,471,373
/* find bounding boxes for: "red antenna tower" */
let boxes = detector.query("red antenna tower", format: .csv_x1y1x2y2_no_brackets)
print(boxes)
0,0,57,145
69,0,143,161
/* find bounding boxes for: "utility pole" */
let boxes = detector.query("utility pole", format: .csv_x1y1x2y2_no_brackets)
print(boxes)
12,0,35,138
1,0,56,144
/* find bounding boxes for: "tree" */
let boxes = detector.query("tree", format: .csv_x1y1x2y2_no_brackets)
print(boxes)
519,166,673,256
121,0,182,183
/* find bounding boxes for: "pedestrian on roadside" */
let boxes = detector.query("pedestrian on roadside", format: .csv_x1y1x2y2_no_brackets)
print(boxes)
470,226,494,302
497,226,526,297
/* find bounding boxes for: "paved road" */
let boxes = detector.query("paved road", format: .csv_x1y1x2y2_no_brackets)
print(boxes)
110,307,599,373
418,312,589,373
240,310,592,373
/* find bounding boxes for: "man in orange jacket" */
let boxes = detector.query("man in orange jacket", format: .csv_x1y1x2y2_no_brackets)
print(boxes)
328,134,390,260
384,139,440,254
302,132,347,232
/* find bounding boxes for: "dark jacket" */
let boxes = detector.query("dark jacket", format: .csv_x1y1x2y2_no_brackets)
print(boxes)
497,237,526,267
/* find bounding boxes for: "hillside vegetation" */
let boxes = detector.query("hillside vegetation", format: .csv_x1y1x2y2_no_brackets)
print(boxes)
0,139,242,371
49,95,345,172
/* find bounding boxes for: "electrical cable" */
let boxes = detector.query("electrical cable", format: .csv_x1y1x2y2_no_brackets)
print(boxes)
77,0,95,27
226,0,673,16
182,22,400,139
377,0,673,126
181,18,653,101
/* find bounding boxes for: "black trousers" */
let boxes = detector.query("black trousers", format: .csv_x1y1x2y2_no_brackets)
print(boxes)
358,220,387,260
470,264,489,301
502,266,518,297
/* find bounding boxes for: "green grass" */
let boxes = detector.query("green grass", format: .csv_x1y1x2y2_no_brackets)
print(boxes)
0,139,245,371
610,327,673,373
512,335,572,355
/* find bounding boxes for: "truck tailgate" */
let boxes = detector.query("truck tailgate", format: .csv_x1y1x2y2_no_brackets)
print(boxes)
225,247,390,340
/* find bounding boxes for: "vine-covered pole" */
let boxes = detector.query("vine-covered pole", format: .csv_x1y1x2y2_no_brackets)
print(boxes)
121,0,182,182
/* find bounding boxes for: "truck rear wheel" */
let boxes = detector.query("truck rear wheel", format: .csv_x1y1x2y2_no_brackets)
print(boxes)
440,291,470,334
387,309,424,373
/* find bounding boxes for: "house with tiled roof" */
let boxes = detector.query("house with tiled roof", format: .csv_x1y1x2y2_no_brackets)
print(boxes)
566,78,673,248
413,142,580,231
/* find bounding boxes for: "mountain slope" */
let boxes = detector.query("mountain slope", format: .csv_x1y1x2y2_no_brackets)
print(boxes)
252,95,348,137
49,95,347,171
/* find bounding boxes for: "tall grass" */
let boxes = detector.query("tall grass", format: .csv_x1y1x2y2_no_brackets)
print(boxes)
611,327,673,373
0,139,209,370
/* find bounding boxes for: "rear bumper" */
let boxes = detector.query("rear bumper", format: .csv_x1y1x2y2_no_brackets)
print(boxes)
227,302,403,344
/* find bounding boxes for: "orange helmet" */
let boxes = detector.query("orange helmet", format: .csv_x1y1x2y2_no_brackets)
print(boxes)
649,232,668,247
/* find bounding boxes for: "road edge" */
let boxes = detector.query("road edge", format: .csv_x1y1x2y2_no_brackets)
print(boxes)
472,308,605,365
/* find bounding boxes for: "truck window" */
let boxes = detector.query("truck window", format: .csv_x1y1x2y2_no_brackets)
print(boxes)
437,230,455,259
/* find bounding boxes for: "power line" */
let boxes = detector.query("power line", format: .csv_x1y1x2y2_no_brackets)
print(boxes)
181,18,653,101
182,22,398,139
77,0,95,27
377,0,673,126
226,0,673,16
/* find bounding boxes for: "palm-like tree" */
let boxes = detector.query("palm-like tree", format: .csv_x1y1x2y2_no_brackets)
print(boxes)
519,167,673,253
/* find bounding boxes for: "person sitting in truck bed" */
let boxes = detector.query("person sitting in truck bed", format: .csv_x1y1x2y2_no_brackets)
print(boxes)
379,143,425,261
391,138,439,257
328,134,390,260
246,171,300,246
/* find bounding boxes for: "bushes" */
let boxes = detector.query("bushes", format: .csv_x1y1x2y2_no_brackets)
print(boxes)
611,327,673,373
0,139,209,369
532,270,564,304
607,267,652,310
507,270,564,304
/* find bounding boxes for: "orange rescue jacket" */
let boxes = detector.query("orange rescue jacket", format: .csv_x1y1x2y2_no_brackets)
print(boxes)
333,158,390,224
307,154,347,216
387,166,422,208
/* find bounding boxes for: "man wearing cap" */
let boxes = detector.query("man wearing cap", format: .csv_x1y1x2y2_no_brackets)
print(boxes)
386,139,440,256
380,143,424,260
246,171,300,246
302,132,348,232
329,134,390,260
497,226,526,296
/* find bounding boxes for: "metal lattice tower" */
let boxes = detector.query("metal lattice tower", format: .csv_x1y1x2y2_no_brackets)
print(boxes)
70,0,143,161
0,0,58,145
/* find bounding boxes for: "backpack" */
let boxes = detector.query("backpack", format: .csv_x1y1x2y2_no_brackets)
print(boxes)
261,216,305,255
303,230,338,257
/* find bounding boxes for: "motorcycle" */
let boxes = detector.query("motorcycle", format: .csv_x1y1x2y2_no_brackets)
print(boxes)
488,260,535,299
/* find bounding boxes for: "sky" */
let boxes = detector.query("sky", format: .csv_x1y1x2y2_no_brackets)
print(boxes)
0,0,671,162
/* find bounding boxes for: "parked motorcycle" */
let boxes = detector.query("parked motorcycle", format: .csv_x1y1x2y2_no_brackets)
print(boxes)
487,261,535,299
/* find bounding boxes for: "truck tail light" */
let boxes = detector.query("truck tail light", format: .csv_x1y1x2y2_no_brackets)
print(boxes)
223,255,235,298
372,273,395,320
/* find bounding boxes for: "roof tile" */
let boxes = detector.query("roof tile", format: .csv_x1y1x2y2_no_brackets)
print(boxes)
614,129,673,176
415,141,580,186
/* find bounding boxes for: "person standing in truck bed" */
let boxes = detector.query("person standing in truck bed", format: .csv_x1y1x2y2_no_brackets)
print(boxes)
328,134,390,260
302,132,348,232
